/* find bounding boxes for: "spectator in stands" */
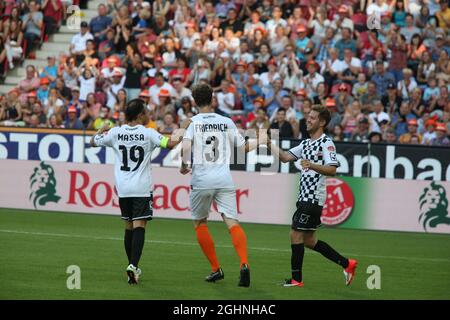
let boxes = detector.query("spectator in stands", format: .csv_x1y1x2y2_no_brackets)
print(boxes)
90,3,113,43
270,108,294,139
388,32,408,82
360,81,380,114
60,56,78,89
436,0,450,28
391,101,417,137
335,83,354,114
169,57,191,85
42,0,63,37
5,19,24,70
98,28,117,60
37,77,50,105
177,96,195,121
65,105,84,129
21,0,43,57
352,73,368,99
47,114,64,128
31,103,47,127
336,48,362,85
335,27,357,60
295,24,313,62
44,87,64,118
80,39,100,68
158,112,179,135
270,96,296,123
351,117,370,142
384,128,398,144
368,131,383,143
248,107,270,131
149,72,175,105
41,55,58,86
216,79,235,115
371,60,395,97
369,100,390,133
93,105,114,130
382,82,403,115
105,69,125,109
422,119,438,145
76,67,96,102
18,65,40,104
69,86,83,113
303,61,324,97
172,77,192,102
398,68,418,100
325,97,343,133
430,122,450,146
399,118,422,144
55,77,72,103
341,100,363,140
70,21,94,65
113,89,128,114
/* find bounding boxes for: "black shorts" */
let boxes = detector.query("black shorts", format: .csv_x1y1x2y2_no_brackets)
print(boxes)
291,201,323,231
119,194,153,222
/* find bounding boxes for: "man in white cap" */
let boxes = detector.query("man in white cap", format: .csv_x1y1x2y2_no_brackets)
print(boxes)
70,21,94,64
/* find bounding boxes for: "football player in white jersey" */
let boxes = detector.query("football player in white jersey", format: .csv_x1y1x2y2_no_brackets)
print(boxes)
90,99,190,284
180,83,267,287
269,105,358,288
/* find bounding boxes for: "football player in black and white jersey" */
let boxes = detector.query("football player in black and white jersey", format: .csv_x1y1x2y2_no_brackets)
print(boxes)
90,99,191,284
269,105,358,288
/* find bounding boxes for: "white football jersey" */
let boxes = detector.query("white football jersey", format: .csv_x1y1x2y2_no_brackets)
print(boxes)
94,125,168,197
183,113,246,189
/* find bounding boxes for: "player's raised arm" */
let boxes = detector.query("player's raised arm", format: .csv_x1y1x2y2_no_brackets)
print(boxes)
90,123,112,147
268,140,300,163
166,118,192,149
179,119,193,175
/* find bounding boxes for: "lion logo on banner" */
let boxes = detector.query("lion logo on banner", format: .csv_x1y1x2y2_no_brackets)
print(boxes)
418,182,450,232
29,162,61,209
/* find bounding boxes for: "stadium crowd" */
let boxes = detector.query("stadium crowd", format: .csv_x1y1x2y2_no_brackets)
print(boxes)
0,0,449,146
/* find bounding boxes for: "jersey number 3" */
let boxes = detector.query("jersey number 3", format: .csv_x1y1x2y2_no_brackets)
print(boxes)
119,145,144,171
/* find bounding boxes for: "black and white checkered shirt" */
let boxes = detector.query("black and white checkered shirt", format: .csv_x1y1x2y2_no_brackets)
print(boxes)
288,134,339,206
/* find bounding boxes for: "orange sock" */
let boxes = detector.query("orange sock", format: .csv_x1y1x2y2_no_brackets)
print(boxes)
229,225,248,267
195,225,220,271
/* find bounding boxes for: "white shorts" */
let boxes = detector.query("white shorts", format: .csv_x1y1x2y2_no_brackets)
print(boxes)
190,188,238,221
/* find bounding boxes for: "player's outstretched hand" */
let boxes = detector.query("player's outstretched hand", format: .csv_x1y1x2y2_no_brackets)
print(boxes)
180,166,191,175
98,122,111,135
258,130,268,145
180,118,193,130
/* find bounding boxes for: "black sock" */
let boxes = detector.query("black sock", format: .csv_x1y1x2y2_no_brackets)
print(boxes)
131,227,146,267
313,240,349,268
291,243,305,282
124,229,133,264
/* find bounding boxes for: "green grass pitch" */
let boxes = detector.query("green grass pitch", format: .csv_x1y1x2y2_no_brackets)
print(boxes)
0,208,449,300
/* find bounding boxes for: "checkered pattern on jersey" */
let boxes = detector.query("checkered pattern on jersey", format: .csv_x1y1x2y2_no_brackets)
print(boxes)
298,136,328,205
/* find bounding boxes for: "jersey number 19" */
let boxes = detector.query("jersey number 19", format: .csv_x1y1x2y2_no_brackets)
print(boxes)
119,145,144,171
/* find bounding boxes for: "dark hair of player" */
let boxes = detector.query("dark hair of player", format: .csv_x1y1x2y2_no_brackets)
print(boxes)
192,83,213,108
125,99,145,122
312,104,331,128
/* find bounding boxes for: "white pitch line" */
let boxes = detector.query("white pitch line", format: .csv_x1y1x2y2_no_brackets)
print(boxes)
1,229,449,263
